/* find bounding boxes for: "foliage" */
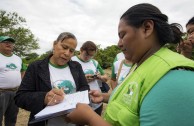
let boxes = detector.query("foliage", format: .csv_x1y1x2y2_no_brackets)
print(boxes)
23,52,39,64
38,50,52,60
24,50,52,65
74,50,80,56
94,45,121,69
164,43,177,52
0,10,39,57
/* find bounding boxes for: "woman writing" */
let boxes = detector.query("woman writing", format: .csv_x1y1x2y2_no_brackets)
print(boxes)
15,32,89,126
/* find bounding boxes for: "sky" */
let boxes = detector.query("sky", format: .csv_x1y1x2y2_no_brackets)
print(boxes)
0,0,194,55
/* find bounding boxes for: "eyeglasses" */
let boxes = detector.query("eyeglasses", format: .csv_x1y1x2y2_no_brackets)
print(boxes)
187,28,194,37
182,32,194,41
188,31,194,37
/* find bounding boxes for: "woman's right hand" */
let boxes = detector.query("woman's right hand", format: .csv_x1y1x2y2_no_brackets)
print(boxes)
44,88,65,106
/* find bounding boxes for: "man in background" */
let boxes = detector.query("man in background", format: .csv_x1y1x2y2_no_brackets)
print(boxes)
0,36,26,126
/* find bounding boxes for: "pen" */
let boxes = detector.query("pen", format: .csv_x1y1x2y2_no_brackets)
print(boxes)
48,94,56,105
54,85,59,89
54,85,64,92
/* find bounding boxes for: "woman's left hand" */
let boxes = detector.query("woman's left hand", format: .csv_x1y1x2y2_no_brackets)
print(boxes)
85,74,96,83
89,90,103,103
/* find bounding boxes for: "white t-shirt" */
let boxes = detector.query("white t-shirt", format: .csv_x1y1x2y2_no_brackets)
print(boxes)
71,56,101,90
48,63,76,126
112,60,131,85
0,53,22,88
49,64,76,94
114,52,125,62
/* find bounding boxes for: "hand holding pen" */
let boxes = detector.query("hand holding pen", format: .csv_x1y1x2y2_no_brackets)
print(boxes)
44,87,65,106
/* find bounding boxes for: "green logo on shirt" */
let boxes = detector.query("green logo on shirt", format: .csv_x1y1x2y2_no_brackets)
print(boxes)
84,69,95,75
6,63,17,70
121,81,139,106
54,80,75,94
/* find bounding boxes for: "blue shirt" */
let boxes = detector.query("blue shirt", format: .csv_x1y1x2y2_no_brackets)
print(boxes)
140,70,194,126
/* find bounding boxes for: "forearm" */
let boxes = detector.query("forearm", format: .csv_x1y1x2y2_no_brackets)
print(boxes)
110,79,117,90
67,103,112,125
88,113,111,126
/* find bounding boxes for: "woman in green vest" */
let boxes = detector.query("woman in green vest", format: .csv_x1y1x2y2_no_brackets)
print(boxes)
66,3,194,126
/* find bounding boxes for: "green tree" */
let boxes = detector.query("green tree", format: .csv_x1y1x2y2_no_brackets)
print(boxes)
94,45,121,69
0,10,39,57
25,53,39,60
38,50,52,60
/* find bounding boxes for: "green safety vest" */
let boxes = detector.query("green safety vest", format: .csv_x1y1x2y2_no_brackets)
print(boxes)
103,47,194,126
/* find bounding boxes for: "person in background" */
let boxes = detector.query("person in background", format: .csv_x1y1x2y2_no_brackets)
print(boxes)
14,32,89,126
110,58,132,89
66,3,194,126
111,46,132,89
113,52,125,62
0,36,27,126
177,16,194,58
72,41,108,91
71,41,108,115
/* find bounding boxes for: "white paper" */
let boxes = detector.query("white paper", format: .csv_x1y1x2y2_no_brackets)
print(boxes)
35,90,89,118
88,80,101,90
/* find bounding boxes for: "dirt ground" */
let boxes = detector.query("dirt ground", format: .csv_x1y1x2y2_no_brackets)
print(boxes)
16,109,30,126
13,68,112,125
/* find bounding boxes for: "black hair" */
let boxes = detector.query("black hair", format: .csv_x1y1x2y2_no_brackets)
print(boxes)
120,3,182,45
186,16,194,27
170,23,184,43
52,32,77,54
56,32,76,42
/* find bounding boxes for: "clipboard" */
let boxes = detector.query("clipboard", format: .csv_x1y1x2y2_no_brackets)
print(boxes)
29,102,102,124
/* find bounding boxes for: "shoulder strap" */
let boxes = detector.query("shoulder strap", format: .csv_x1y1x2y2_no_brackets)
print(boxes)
116,59,125,83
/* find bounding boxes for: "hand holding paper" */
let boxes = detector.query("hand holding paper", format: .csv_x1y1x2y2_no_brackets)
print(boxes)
35,90,89,119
